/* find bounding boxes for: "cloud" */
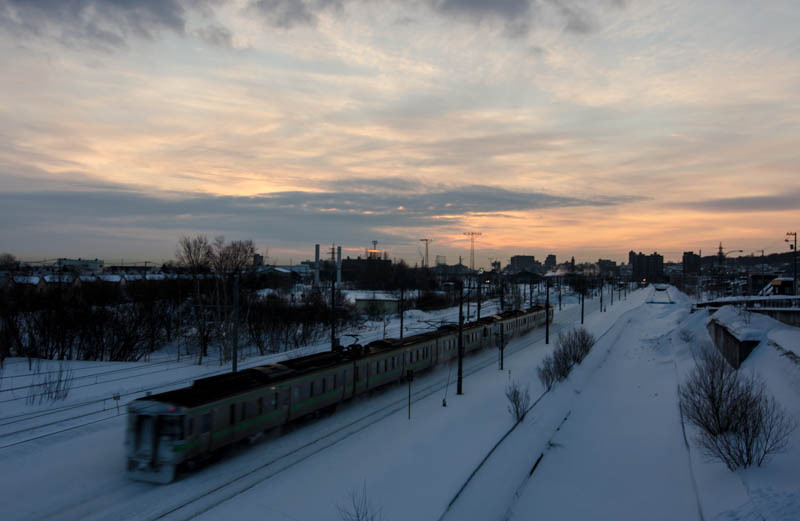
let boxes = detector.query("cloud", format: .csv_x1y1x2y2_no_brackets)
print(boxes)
0,179,638,254
193,23,233,48
0,0,622,50
0,0,190,49
676,192,800,213
428,0,619,36
246,0,346,29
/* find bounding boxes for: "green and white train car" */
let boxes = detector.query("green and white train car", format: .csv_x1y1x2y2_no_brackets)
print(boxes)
125,305,551,483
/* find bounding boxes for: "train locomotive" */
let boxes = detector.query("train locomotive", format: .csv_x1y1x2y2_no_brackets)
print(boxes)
125,305,551,483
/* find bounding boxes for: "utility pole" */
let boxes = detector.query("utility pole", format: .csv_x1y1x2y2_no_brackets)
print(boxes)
407,370,414,420
529,280,533,308
610,276,614,306
558,277,562,311
399,285,404,339
457,280,464,395
477,277,482,320
500,274,505,312
463,232,482,271
232,272,239,373
499,319,505,370
466,277,471,320
545,278,550,344
581,289,585,325
600,278,604,312
331,275,336,350
788,232,798,296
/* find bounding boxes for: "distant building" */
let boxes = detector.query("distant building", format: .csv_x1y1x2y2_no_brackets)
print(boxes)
544,254,557,270
435,255,447,266
509,255,536,273
57,258,104,272
342,257,392,283
628,251,664,282
253,253,264,267
597,259,618,276
682,251,701,275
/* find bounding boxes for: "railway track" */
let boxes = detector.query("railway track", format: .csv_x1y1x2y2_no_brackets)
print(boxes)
123,300,599,521
0,302,505,448
17,298,590,521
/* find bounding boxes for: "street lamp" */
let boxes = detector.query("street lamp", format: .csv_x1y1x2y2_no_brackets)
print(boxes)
787,232,797,296
720,249,743,297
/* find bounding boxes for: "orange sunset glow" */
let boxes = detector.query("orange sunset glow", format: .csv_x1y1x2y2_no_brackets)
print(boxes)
1,0,798,266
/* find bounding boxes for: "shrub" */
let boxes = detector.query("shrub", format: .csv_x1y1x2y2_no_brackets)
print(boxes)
679,349,796,470
537,327,596,389
506,380,531,422
537,357,557,390
338,482,384,521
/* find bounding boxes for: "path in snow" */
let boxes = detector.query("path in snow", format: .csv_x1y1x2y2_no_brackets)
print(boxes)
504,291,699,521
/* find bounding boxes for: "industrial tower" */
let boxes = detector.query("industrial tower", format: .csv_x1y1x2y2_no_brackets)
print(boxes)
463,232,482,271
419,238,433,268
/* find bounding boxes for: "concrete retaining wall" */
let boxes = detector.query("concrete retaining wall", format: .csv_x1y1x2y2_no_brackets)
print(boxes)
749,308,800,327
706,319,760,369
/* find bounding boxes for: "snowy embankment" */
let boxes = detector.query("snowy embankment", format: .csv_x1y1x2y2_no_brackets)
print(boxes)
11,285,798,521
0,296,510,452
496,295,800,521
0,290,589,521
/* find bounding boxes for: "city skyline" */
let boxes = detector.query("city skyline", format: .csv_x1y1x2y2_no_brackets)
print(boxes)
1,1,798,265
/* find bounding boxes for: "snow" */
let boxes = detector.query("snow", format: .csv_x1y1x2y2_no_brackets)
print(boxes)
711,306,764,342
2,286,798,521
342,290,401,303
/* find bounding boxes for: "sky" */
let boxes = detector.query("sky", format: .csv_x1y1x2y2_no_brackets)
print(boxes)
0,0,798,267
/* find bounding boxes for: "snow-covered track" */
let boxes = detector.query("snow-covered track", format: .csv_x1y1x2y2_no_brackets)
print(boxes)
124,302,599,521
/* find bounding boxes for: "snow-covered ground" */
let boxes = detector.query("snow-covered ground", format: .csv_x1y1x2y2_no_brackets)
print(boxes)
2,286,798,521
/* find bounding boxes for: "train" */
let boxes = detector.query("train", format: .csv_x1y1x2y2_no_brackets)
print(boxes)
125,305,552,483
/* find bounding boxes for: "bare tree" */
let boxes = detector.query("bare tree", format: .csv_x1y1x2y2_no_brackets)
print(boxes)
176,235,214,363
680,348,796,470
210,236,255,274
506,380,531,422
337,482,384,521
0,252,17,268
176,235,212,271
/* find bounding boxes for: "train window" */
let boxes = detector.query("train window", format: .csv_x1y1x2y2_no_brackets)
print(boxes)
321,378,327,393
333,373,338,387
201,413,211,433
272,392,278,409
309,381,315,397
186,417,194,437
354,366,359,381
258,397,264,415
230,404,236,425
161,416,183,440
241,404,246,422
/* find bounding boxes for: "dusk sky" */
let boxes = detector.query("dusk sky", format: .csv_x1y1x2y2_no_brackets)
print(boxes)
1,0,798,267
